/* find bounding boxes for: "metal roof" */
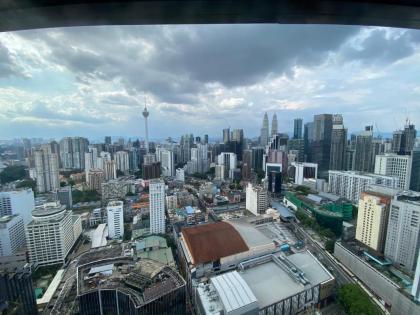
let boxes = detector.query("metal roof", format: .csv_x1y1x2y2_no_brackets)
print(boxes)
211,271,257,313
88,263,114,275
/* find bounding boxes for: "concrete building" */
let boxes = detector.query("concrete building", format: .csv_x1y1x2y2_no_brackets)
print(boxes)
329,114,347,171
175,168,185,182
375,154,412,190
410,146,420,192
217,152,237,179
104,160,117,180
354,126,374,173
59,136,89,169
215,165,225,181
260,112,269,146
384,191,420,272
0,189,35,226
293,118,303,139
115,151,130,174
142,162,161,180
160,149,174,177
26,202,80,266
149,179,165,234
88,169,104,192
0,215,25,256
328,170,399,204
245,183,269,215
311,114,333,177
356,191,392,252
34,147,59,193
413,253,420,301
54,186,73,209
291,162,318,186
106,200,124,239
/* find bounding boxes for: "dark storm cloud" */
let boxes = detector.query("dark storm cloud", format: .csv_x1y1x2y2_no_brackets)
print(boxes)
342,28,420,64
0,42,20,77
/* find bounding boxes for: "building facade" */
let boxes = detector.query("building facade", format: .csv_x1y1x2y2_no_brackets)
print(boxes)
245,183,268,215
106,200,124,239
0,215,25,256
34,147,59,193
375,154,412,190
0,189,35,226
149,179,166,234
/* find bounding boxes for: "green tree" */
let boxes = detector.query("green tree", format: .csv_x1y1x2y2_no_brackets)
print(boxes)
16,179,36,192
0,165,26,183
60,181,67,187
116,169,125,177
338,284,382,315
72,189,100,203
325,239,335,253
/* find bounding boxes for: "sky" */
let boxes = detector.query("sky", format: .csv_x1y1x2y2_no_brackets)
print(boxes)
0,24,420,140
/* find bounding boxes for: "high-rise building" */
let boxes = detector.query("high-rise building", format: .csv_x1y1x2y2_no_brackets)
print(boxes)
176,168,185,182
128,147,140,171
34,146,59,193
231,129,244,161
223,128,230,144
0,215,26,256
288,139,304,162
149,179,165,234
303,121,314,161
106,200,124,239
105,136,112,145
26,202,81,266
115,151,130,174
143,162,161,180
329,114,347,171
84,152,94,183
267,171,282,193
354,126,374,173
413,253,420,301
88,169,105,192
384,191,420,272
251,147,265,172
217,152,237,179
59,137,89,169
294,118,303,139
54,186,73,210
410,146,420,192
245,183,268,215
104,160,117,181
215,165,225,181
356,191,391,253
0,261,38,315
271,113,278,136
260,112,269,146
160,149,175,177
204,134,209,144
375,154,412,190
0,189,35,226
328,170,399,204
392,123,417,155
291,162,318,185
311,114,333,177
142,106,150,153
242,149,252,180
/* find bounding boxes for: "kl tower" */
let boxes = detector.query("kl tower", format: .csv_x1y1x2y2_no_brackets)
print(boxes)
142,104,150,153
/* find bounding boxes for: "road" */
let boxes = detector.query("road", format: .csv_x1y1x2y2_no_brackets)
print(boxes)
291,222,355,286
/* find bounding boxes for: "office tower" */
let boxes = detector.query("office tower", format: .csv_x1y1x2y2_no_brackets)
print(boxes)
84,151,94,183
345,148,355,171
223,128,230,144
105,136,112,145
128,147,140,171
0,215,25,256
375,154,412,190
245,183,268,215
260,112,269,146
267,171,282,193
55,186,73,209
329,114,347,171
384,191,420,272
356,191,391,253
251,147,265,172
413,254,420,301
104,160,117,181
294,118,303,139
303,121,314,161
143,162,161,180
160,149,175,177
217,152,237,179
115,151,130,174
190,144,208,174
215,165,225,180
231,129,244,161
311,114,333,177
88,169,105,192
106,200,124,239
180,134,194,163
142,106,150,153
100,151,111,161
354,126,374,172
26,202,81,266
204,134,209,144
59,137,89,169
242,149,252,180
288,139,304,162
143,153,157,165
0,262,38,315
22,138,32,158
149,179,165,234
328,170,399,203
410,146,420,192
34,149,59,194
195,136,201,144
176,168,185,182
392,122,417,155
271,113,278,136
0,189,35,226
291,162,318,185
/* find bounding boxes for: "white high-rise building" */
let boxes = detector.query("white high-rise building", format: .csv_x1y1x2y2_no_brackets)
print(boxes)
26,202,80,266
0,189,35,226
160,149,174,177
176,168,185,182
106,200,124,239
375,154,412,190
143,153,156,165
85,152,94,183
104,160,117,181
217,152,237,179
412,253,420,301
115,151,130,174
384,191,420,273
34,147,59,193
0,215,26,256
215,165,225,180
245,183,269,215
59,137,89,169
328,170,399,204
149,179,166,234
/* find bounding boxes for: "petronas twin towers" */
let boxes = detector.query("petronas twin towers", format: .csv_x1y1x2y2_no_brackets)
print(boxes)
260,112,278,145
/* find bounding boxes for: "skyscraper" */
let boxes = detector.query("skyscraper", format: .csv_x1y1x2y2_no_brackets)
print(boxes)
149,179,166,234
271,113,278,136
142,106,150,153
0,215,26,256
410,146,420,192
375,154,412,190
107,200,124,239
115,151,130,174
105,136,112,145
329,114,347,171
392,122,417,155
311,114,333,177
34,146,59,193
0,189,35,226
293,118,303,139
242,149,252,180
223,128,230,144
260,113,269,146
160,149,175,177
354,126,374,173
231,128,244,161
59,137,89,169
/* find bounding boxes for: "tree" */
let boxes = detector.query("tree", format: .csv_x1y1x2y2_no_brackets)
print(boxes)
68,179,76,186
0,165,26,184
72,189,100,203
325,239,335,253
16,179,36,192
60,181,67,187
116,169,125,177
338,284,382,315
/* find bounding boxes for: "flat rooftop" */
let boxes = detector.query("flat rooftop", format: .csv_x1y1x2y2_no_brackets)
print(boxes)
226,219,274,248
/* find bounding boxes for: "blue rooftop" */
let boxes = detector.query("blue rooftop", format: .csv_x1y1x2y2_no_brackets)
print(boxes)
186,206,194,215
271,201,295,218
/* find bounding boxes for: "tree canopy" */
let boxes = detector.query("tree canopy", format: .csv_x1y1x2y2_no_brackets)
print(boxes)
0,165,26,184
338,284,382,315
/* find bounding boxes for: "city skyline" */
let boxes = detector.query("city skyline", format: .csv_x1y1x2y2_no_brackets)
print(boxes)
1,24,420,139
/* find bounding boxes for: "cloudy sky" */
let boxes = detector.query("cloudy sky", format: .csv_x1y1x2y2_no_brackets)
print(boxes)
0,24,419,140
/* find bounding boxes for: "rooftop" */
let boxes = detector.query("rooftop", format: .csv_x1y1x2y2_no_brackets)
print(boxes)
182,222,249,264
91,223,108,248
226,218,274,249
32,201,66,218
107,200,123,207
